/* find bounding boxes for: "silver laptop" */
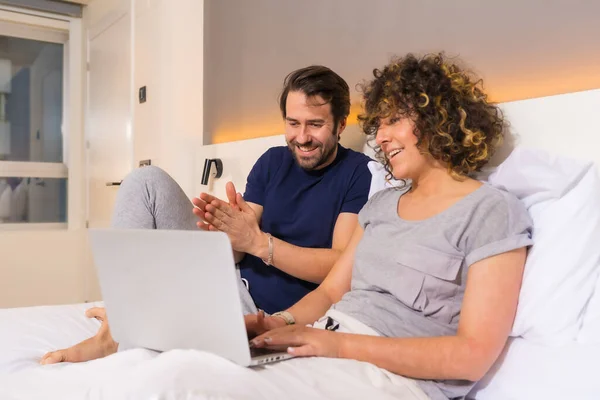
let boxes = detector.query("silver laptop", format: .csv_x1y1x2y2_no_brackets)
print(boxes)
89,228,292,366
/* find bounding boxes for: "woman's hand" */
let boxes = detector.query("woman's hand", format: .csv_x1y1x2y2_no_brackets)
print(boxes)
244,310,287,339
250,325,346,358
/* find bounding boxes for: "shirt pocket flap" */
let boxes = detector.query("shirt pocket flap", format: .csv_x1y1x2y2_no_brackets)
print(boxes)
395,245,463,282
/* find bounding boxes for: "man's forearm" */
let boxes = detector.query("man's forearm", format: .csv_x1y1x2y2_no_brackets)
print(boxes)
251,233,341,283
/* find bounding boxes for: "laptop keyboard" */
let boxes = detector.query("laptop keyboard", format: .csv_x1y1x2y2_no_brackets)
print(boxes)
250,346,287,358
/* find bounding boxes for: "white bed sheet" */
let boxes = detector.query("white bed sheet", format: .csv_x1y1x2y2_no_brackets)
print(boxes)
3,303,599,400
0,303,428,400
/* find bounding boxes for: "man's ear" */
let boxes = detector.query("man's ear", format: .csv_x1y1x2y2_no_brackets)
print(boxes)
337,117,348,139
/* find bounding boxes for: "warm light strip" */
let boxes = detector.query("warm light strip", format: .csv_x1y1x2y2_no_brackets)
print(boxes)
211,79,600,144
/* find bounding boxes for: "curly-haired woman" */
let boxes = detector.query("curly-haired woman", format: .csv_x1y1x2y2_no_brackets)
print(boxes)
249,53,533,400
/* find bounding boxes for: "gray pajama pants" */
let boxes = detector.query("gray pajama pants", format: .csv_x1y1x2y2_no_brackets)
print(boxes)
112,165,259,315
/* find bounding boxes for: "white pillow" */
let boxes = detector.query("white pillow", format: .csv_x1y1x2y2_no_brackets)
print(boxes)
367,161,405,198
468,338,600,400
578,270,600,344
488,147,600,344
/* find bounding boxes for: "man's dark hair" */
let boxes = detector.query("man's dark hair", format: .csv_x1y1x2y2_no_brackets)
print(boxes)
279,65,351,133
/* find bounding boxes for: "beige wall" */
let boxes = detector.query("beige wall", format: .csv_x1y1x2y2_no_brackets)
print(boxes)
203,0,600,144
85,0,125,24
0,230,90,308
133,0,204,198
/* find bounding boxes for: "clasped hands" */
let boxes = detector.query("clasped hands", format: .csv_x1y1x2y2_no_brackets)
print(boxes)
192,182,266,256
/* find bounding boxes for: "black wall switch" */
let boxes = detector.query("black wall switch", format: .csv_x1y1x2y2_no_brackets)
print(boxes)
139,86,147,103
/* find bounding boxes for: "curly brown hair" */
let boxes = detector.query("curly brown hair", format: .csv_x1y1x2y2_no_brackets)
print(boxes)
358,53,505,179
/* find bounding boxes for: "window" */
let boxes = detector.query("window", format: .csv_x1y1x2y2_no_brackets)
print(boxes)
1,37,64,163
0,35,66,224
0,177,67,223
0,6,81,230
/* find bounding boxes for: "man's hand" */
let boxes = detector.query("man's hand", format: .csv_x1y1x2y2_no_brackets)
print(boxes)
244,310,287,339
192,182,239,231
197,189,266,256
250,325,346,358
40,307,118,365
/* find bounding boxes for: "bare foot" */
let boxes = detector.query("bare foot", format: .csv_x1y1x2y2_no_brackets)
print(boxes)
40,307,118,365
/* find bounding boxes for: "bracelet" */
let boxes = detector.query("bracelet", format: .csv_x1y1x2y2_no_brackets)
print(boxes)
262,233,274,266
271,311,295,325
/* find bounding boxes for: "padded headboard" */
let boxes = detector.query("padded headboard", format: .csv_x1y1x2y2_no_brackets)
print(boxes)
495,89,600,168
193,89,600,200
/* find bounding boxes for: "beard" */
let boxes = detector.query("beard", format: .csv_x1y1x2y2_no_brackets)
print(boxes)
287,135,338,171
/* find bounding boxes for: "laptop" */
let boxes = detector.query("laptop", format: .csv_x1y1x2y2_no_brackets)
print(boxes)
89,228,292,366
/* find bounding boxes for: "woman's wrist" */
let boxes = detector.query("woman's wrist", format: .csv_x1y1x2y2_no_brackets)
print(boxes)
267,315,289,328
336,333,354,360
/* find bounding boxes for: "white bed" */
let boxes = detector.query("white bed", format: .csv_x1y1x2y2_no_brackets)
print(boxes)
1,89,600,399
0,302,428,400
1,302,599,400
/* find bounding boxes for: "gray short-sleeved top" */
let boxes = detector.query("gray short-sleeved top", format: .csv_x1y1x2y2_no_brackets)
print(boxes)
332,184,533,400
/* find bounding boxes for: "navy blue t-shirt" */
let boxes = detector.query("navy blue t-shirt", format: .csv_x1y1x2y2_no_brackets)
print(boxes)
240,144,372,314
